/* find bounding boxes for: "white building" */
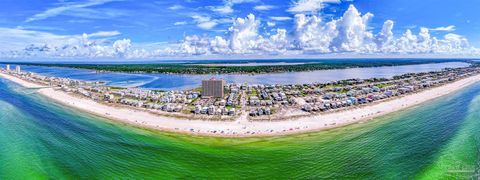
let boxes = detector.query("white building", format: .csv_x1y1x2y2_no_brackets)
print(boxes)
15,65,21,73
6,64,10,71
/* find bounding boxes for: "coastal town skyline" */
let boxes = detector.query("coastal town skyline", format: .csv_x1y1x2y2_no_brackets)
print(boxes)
2,60,479,136
1,0,480,59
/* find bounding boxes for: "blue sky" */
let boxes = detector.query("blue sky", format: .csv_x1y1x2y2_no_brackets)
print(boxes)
1,0,479,59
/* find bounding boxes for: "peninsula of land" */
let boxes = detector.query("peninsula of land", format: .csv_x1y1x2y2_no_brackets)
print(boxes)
2,59,469,75
1,64,480,137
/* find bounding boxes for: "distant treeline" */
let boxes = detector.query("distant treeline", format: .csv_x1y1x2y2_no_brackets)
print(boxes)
2,59,473,74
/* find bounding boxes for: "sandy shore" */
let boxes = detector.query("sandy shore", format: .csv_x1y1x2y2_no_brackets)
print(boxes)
0,73,48,88
2,72,480,137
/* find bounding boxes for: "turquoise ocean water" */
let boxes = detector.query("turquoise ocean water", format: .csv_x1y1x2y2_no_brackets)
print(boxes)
0,77,479,179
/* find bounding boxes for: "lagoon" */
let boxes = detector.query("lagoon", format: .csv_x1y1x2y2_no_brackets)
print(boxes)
0,61,469,90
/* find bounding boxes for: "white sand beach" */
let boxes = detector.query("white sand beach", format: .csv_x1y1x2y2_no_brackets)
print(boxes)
2,72,480,137
0,73,47,88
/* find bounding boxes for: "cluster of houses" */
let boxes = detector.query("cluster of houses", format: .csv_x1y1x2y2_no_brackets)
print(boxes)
3,64,480,120
298,67,478,113
249,107,272,116
229,66,480,117
3,69,100,89
194,105,236,116
106,89,203,114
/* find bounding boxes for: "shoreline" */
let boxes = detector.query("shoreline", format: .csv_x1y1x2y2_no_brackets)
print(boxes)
2,72,480,137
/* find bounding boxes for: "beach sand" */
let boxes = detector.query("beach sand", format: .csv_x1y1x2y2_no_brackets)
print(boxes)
2,72,480,137
0,73,47,88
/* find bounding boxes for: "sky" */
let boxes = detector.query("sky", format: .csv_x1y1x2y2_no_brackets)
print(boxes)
1,0,480,59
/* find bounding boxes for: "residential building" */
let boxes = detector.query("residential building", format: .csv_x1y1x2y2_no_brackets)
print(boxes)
202,78,225,98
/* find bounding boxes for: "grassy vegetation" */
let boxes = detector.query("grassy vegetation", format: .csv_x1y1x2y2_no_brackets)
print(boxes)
192,87,202,92
324,85,343,89
249,89,258,97
4,59,470,75
376,84,392,88
108,86,126,90
225,105,240,110
299,90,309,97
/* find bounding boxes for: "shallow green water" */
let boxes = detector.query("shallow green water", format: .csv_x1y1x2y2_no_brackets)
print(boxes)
0,78,479,179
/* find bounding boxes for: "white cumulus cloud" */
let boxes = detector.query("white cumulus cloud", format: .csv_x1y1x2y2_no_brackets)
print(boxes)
288,0,341,13
3,4,480,59
171,4,479,57
229,14,261,53
293,14,338,53
332,5,375,52
0,27,133,58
